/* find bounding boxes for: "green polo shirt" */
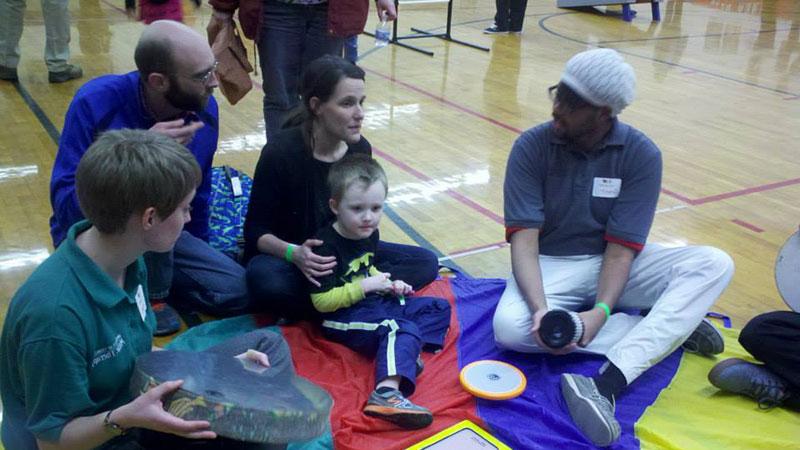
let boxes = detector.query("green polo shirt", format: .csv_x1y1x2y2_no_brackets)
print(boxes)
0,220,156,450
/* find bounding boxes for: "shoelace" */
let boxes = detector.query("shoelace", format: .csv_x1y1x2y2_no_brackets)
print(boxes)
752,377,789,409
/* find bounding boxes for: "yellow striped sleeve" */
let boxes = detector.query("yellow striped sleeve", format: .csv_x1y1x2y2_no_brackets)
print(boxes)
310,281,366,313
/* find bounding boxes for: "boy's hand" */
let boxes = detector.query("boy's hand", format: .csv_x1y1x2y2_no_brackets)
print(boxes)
293,239,337,287
390,280,413,296
361,272,393,294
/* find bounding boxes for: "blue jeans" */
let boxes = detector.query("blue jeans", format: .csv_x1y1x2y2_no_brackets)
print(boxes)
494,0,528,32
246,241,439,320
145,231,250,317
257,0,344,140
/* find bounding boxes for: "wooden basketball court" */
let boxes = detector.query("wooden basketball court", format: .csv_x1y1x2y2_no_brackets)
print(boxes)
1,0,798,332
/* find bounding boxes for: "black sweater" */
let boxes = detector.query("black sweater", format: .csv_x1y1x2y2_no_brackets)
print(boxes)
243,126,372,262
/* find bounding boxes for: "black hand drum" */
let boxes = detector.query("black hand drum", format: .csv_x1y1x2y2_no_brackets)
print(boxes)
539,310,585,349
130,350,332,443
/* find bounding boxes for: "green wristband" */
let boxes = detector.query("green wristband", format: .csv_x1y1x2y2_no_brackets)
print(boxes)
285,244,296,263
595,302,611,318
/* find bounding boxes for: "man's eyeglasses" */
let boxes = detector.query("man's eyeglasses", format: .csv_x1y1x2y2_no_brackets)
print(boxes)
182,61,218,84
547,84,559,103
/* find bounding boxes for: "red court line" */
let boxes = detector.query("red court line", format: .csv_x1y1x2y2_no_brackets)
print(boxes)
373,147,505,225
691,177,800,205
364,68,524,135
731,219,764,233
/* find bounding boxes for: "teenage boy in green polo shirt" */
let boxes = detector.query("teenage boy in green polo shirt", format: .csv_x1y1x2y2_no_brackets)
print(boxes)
0,129,220,450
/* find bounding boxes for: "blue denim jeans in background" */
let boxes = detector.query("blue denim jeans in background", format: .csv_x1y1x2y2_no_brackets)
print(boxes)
144,231,250,317
246,241,440,321
257,0,344,140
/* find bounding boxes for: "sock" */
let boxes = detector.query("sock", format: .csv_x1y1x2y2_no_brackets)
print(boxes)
375,386,395,395
593,361,627,402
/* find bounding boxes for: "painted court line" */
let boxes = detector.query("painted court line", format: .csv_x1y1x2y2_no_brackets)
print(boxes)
731,219,764,233
440,241,508,262
373,147,505,225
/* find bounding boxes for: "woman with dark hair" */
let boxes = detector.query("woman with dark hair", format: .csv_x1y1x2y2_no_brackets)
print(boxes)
244,55,439,321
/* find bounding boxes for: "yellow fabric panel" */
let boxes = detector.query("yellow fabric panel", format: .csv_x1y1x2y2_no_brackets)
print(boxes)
637,327,800,450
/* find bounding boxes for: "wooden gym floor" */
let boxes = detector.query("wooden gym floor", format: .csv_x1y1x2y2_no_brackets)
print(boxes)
0,0,798,335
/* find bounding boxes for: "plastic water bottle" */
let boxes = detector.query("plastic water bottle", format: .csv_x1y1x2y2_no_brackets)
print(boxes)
375,13,390,47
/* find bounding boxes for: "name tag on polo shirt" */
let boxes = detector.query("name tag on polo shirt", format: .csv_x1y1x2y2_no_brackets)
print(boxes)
592,177,622,198
135,285,147,322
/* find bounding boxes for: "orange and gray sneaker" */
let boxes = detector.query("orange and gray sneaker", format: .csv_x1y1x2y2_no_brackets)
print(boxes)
363,387,433,429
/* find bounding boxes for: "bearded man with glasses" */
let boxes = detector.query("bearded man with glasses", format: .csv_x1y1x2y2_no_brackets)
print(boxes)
493,48,735,447
50,21,250,336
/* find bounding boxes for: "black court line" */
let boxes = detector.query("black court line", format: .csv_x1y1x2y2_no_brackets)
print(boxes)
383,205,469,276
538,12,800,98
12,81,61,144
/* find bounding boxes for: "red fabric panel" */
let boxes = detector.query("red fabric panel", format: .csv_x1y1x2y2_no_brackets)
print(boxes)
604,233,645,252
281,278,481,450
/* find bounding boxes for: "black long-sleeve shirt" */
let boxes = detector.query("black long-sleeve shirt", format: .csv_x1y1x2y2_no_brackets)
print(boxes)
243,126,371,262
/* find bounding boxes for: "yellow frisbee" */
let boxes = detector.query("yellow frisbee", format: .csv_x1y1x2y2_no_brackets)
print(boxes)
459,360,527,400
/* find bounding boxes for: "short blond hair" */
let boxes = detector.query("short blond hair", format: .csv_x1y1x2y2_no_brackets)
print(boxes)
76,129,201,234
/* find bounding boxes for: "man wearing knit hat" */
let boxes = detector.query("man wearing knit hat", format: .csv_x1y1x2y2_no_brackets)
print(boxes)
493,48,735,447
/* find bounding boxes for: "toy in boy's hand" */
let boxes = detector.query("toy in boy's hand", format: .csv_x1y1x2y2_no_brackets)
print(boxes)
539,310,585,349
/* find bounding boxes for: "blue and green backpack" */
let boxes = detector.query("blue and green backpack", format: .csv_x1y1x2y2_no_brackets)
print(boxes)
208,166,252,261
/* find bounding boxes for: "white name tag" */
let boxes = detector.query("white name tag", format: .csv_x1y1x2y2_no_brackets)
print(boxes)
231,176,243,197
135,284,147,322
592,177,622,198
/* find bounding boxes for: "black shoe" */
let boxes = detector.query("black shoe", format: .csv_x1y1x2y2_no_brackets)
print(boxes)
483,26,508,34
0,65,18,81
152,302,182,336
709,358,791,409
48,64,83,83
682,318,724,357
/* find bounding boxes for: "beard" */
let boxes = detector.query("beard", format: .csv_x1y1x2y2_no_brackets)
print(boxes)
165,76,210,112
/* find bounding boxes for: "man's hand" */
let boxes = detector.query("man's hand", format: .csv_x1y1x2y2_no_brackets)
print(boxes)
531,309,578,355
361,272,393,294
116,380,217,439
291,240,337,287
150,119,204,145
375,0,397,21
576,308,607,347
390,279,413,296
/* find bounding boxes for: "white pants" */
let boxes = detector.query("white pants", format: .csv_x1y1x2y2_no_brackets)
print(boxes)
493,244,734,383
0,0,71,71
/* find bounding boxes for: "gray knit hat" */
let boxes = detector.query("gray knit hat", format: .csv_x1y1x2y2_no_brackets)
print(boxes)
560,48,636,116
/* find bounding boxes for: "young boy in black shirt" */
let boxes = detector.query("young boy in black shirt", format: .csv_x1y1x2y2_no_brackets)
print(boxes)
309,154,451,430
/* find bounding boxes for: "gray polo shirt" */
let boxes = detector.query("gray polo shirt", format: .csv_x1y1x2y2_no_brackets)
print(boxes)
504,119,662,256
